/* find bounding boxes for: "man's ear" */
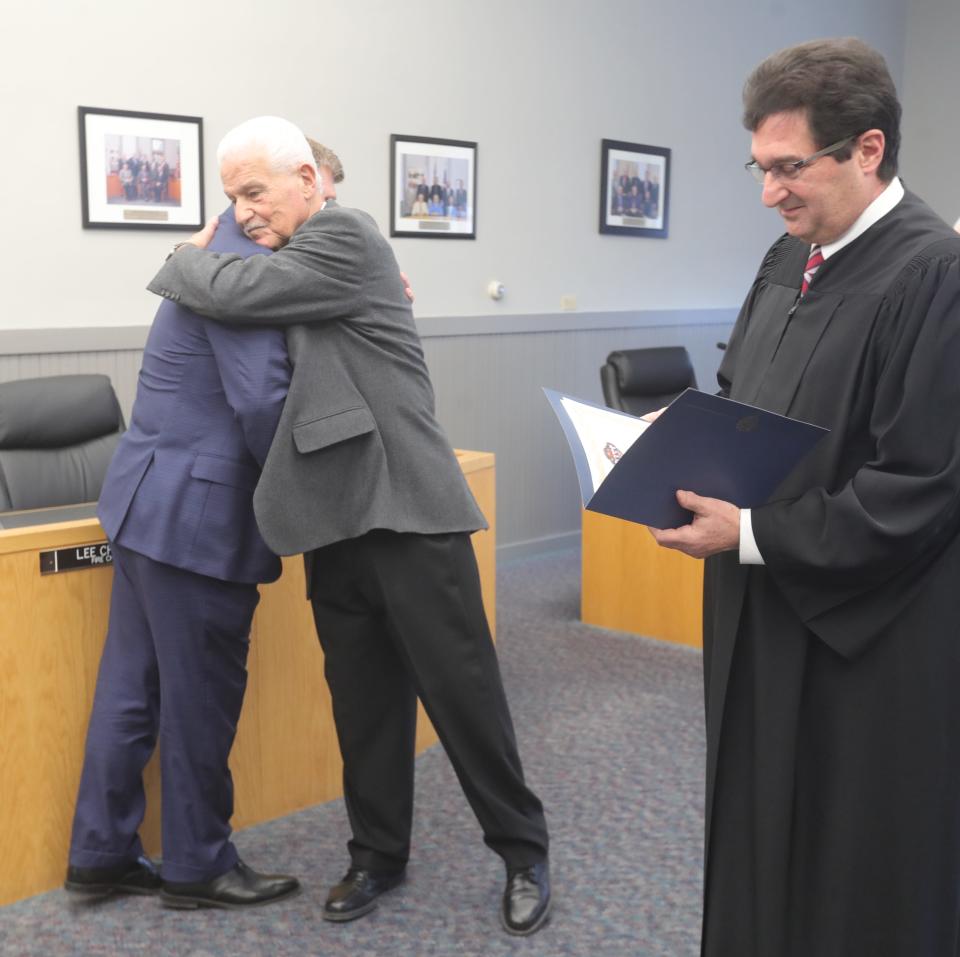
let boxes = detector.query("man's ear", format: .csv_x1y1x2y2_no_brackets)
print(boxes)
298,162,317,197
857,129,885,176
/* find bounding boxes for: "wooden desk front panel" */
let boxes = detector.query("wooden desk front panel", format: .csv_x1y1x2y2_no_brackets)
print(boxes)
581,510,703,648
0,529,117,907
0,451,495,906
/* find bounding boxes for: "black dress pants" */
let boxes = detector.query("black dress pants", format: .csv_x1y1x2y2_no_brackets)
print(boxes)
309,529,548,873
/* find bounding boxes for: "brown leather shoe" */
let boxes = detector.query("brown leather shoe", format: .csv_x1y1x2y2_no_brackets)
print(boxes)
64,855,162,897
501,860,551,935
323,867,405,922
161,859,300,910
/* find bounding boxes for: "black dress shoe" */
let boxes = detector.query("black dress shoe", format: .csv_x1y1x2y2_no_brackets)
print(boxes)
64,855,162,897
501,860,551,936
323,867,405,922
160,859,300,910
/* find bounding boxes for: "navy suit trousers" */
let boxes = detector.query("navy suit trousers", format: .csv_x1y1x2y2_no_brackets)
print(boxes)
69,543,260,882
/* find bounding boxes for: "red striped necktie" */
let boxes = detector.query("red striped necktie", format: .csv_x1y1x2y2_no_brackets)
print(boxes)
800,245,824,297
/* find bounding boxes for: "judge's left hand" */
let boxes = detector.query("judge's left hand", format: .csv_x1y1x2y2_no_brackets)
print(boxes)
648,490,739,559
185,216,219,250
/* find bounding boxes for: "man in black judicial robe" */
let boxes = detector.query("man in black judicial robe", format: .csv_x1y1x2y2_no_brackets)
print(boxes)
650,39,960,957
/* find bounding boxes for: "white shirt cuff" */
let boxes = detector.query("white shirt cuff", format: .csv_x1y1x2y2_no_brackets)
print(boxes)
739,508,765,565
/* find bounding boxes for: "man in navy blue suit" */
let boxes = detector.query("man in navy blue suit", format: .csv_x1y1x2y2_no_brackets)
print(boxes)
64,206,300,909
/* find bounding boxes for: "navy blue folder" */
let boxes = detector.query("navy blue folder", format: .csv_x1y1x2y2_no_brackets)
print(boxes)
545,387,828,529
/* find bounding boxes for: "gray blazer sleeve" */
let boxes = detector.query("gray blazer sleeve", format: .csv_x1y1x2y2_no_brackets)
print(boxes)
147,209,365,327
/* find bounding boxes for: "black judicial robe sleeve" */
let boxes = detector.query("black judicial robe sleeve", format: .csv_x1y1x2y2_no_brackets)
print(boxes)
752,250,960,660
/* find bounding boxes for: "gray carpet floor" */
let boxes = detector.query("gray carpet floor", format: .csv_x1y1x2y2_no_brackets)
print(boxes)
0,548,706,957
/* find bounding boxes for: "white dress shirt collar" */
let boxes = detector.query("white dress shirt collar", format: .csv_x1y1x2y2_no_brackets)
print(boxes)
818,177,904,261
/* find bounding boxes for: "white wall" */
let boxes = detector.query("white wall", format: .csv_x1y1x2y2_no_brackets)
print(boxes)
3,0,927,551
900,0,960,225
1,0,907,331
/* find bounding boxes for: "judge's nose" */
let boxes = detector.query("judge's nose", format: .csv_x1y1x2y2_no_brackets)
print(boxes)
761,173,789,208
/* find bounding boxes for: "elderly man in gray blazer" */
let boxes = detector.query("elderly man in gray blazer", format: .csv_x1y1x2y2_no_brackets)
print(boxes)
149,116,550,936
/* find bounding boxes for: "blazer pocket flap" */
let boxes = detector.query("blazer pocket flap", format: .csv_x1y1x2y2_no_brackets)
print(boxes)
293,407,376,454
190,454,259,492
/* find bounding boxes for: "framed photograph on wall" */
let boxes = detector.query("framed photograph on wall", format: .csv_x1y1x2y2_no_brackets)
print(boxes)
599,139,670,238
390,134,477,239
78,106,205,230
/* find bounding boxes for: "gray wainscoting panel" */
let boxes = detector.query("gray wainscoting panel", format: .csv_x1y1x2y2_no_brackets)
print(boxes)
0,315,733,554
422,321,731,557
0,350,144,425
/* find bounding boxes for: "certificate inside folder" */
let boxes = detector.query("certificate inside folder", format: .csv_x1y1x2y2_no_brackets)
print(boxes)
544,387,828,529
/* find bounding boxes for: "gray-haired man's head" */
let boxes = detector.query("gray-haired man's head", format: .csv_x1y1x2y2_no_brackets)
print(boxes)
217,116,322,249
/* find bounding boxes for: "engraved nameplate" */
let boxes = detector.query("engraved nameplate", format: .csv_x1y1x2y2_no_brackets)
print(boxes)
39,542,113,575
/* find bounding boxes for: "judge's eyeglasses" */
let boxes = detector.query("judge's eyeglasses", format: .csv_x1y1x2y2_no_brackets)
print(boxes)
745,136,855,184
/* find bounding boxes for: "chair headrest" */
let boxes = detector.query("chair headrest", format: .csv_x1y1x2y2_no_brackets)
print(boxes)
606,347,695,395
0,374,122,449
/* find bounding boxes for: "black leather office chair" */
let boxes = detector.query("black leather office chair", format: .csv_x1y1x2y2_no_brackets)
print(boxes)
600,346,697,416
0,374,124,512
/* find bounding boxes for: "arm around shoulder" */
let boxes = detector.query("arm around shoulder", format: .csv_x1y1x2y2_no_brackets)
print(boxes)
147,210,367,327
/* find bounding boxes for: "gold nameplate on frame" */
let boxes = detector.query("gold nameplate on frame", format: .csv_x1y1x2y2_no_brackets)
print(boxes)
123,208,169,222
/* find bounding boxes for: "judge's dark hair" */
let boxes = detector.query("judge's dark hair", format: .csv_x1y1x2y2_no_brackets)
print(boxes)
742,37,901,181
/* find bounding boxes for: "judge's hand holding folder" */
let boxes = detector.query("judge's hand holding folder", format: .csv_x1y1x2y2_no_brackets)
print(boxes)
544,387,828,559
648,489,741,559
641,398,740,558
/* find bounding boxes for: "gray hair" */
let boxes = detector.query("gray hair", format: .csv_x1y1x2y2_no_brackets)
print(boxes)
216,116,317,176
